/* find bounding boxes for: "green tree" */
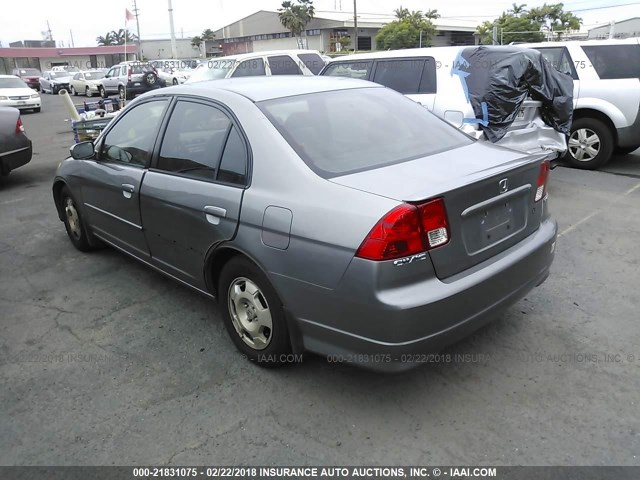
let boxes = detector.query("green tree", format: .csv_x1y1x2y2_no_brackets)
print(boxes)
376,8,436,49
191,35,203,55
108,28,138,45
478,2,581,44
201,29,216,41
96,32,115,46
278,0,315,47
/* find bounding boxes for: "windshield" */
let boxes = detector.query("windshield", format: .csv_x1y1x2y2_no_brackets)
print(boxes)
186,59,236,82
0,78,29,88
18,69,41,77
258,87,472,178
84,71,105,80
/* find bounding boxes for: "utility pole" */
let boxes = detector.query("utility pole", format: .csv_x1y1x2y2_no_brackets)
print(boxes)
353,0,358,52
168,0,178,58
132,0,142,57
69,30,75,47
46,21,53,42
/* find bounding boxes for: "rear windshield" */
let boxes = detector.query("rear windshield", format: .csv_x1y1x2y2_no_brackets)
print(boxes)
581,45,640,79
0,78,28,88
322,61,373,80
258,87,472,178
84,71,105,79
18,69,41,76
50,71,70,78
186,60,236,82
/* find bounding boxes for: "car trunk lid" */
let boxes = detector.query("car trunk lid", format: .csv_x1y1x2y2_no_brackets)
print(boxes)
331,142,550,279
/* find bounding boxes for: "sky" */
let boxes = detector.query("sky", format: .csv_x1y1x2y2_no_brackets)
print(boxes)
1,0,638,48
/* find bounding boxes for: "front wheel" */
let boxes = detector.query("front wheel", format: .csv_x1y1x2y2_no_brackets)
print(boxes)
85,87,93,97
118,86,127,100
99,86,107,98
219,257,292,366
172,78,179,85
70,85,77,96
60,186,94,252
565,117,614,170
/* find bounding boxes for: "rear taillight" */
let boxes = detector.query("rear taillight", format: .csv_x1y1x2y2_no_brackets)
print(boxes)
535,160,550,202
127,67,132,82
356,198,450,261
16,117,24,134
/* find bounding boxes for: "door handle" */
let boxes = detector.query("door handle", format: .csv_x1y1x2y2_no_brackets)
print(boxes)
122,183,135,199
203,206,227,225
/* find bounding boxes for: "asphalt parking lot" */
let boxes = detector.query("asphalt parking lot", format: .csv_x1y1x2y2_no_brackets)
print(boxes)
1,93,639,466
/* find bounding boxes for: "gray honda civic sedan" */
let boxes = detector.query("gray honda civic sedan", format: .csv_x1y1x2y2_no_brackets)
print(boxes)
53,76,557,371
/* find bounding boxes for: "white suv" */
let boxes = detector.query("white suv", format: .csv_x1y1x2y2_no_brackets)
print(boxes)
185,50,325,84
320,46,572,158
522,39,640,169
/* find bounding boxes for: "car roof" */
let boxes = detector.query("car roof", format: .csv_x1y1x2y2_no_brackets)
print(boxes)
155,76,380,102
206,49,321,62
520,38,640,48
0,75,21,79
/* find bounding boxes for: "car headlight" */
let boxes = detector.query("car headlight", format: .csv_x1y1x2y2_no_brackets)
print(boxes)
31,94,40,98
0,96,7,100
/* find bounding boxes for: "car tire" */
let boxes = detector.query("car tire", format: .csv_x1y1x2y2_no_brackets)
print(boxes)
99,86,107,98
565,117,614,170
218,257,292,366
86,87,92,97
118,86,127,100
70,85,77,96
60,186,94,252
142,72,158,87
172,78,179,85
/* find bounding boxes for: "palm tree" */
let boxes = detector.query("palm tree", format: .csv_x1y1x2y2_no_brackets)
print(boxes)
96,32,115,46
508,3,528,17
110,29,138,45
278,0,315,48
424,8,440,20
394,6,410,19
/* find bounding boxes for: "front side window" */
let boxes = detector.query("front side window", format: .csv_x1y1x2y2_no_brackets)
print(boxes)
157,101,232,181
372,59,431,95
536,47,576,78
100,100,168,167
258,87,472,178
581,45,640,79
268,55,302,75
231,58,266,77
322,61,373,80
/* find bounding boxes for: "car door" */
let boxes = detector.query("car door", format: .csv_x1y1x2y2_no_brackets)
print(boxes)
41,73,50,92
140,98,247,289
80,98,170,258
103,66,119,92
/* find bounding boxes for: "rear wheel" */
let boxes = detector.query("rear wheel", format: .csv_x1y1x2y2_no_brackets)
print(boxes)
218,257,292,366
172,78,179,85
565,117,614,170
118,86,127,100
99,86,107,98
60,186,94,252
70,85,77,96
85,87,92,97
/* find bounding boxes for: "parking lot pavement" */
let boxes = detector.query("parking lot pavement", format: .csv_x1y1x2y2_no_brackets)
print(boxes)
1,93,639,466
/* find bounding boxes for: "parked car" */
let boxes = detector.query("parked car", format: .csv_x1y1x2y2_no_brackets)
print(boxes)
52,77,557,371
51,65,80,73
320,46,573,157
98,61,166,100
11,68,41,90
69,70,107,97
150,59,194,85
0,75,41,112
520,38,640,169
39,71,73,94
0,107,32,177
185,50,325,83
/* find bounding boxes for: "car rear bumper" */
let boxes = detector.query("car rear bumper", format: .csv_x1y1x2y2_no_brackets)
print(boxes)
0,99,40,110
0,143,33,175
285,217,557,372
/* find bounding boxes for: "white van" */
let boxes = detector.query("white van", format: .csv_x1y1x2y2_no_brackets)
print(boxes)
186,50,325,83
320,46,571,158
521,38,640,169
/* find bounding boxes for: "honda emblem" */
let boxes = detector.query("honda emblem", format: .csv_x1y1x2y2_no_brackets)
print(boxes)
499,178,509,194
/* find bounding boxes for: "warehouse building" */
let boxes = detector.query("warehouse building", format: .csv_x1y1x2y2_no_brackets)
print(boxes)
210,10,478,56
588,17,640,39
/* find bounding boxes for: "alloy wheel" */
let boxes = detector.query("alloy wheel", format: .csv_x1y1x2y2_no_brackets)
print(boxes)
568,128,600,162
64,197,82,240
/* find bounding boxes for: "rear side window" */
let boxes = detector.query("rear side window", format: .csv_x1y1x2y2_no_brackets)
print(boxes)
581,45,640,79
232,58,266,77
297,53,325,74
536,47,577,79
322,61,373,80
372,59,436,95
268,55,302,75
217,127,248,185
258,87,471,178
157,101,231,181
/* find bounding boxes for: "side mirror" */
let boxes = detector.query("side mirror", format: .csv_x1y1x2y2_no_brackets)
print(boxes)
70,141,95,160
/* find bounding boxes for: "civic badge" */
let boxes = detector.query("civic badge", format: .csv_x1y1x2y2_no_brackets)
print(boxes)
498,178,509,194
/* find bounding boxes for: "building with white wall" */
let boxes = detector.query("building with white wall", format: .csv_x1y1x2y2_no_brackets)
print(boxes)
588,18,640,39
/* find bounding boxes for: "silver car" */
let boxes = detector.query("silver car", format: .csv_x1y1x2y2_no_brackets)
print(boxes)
52,77,557,371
